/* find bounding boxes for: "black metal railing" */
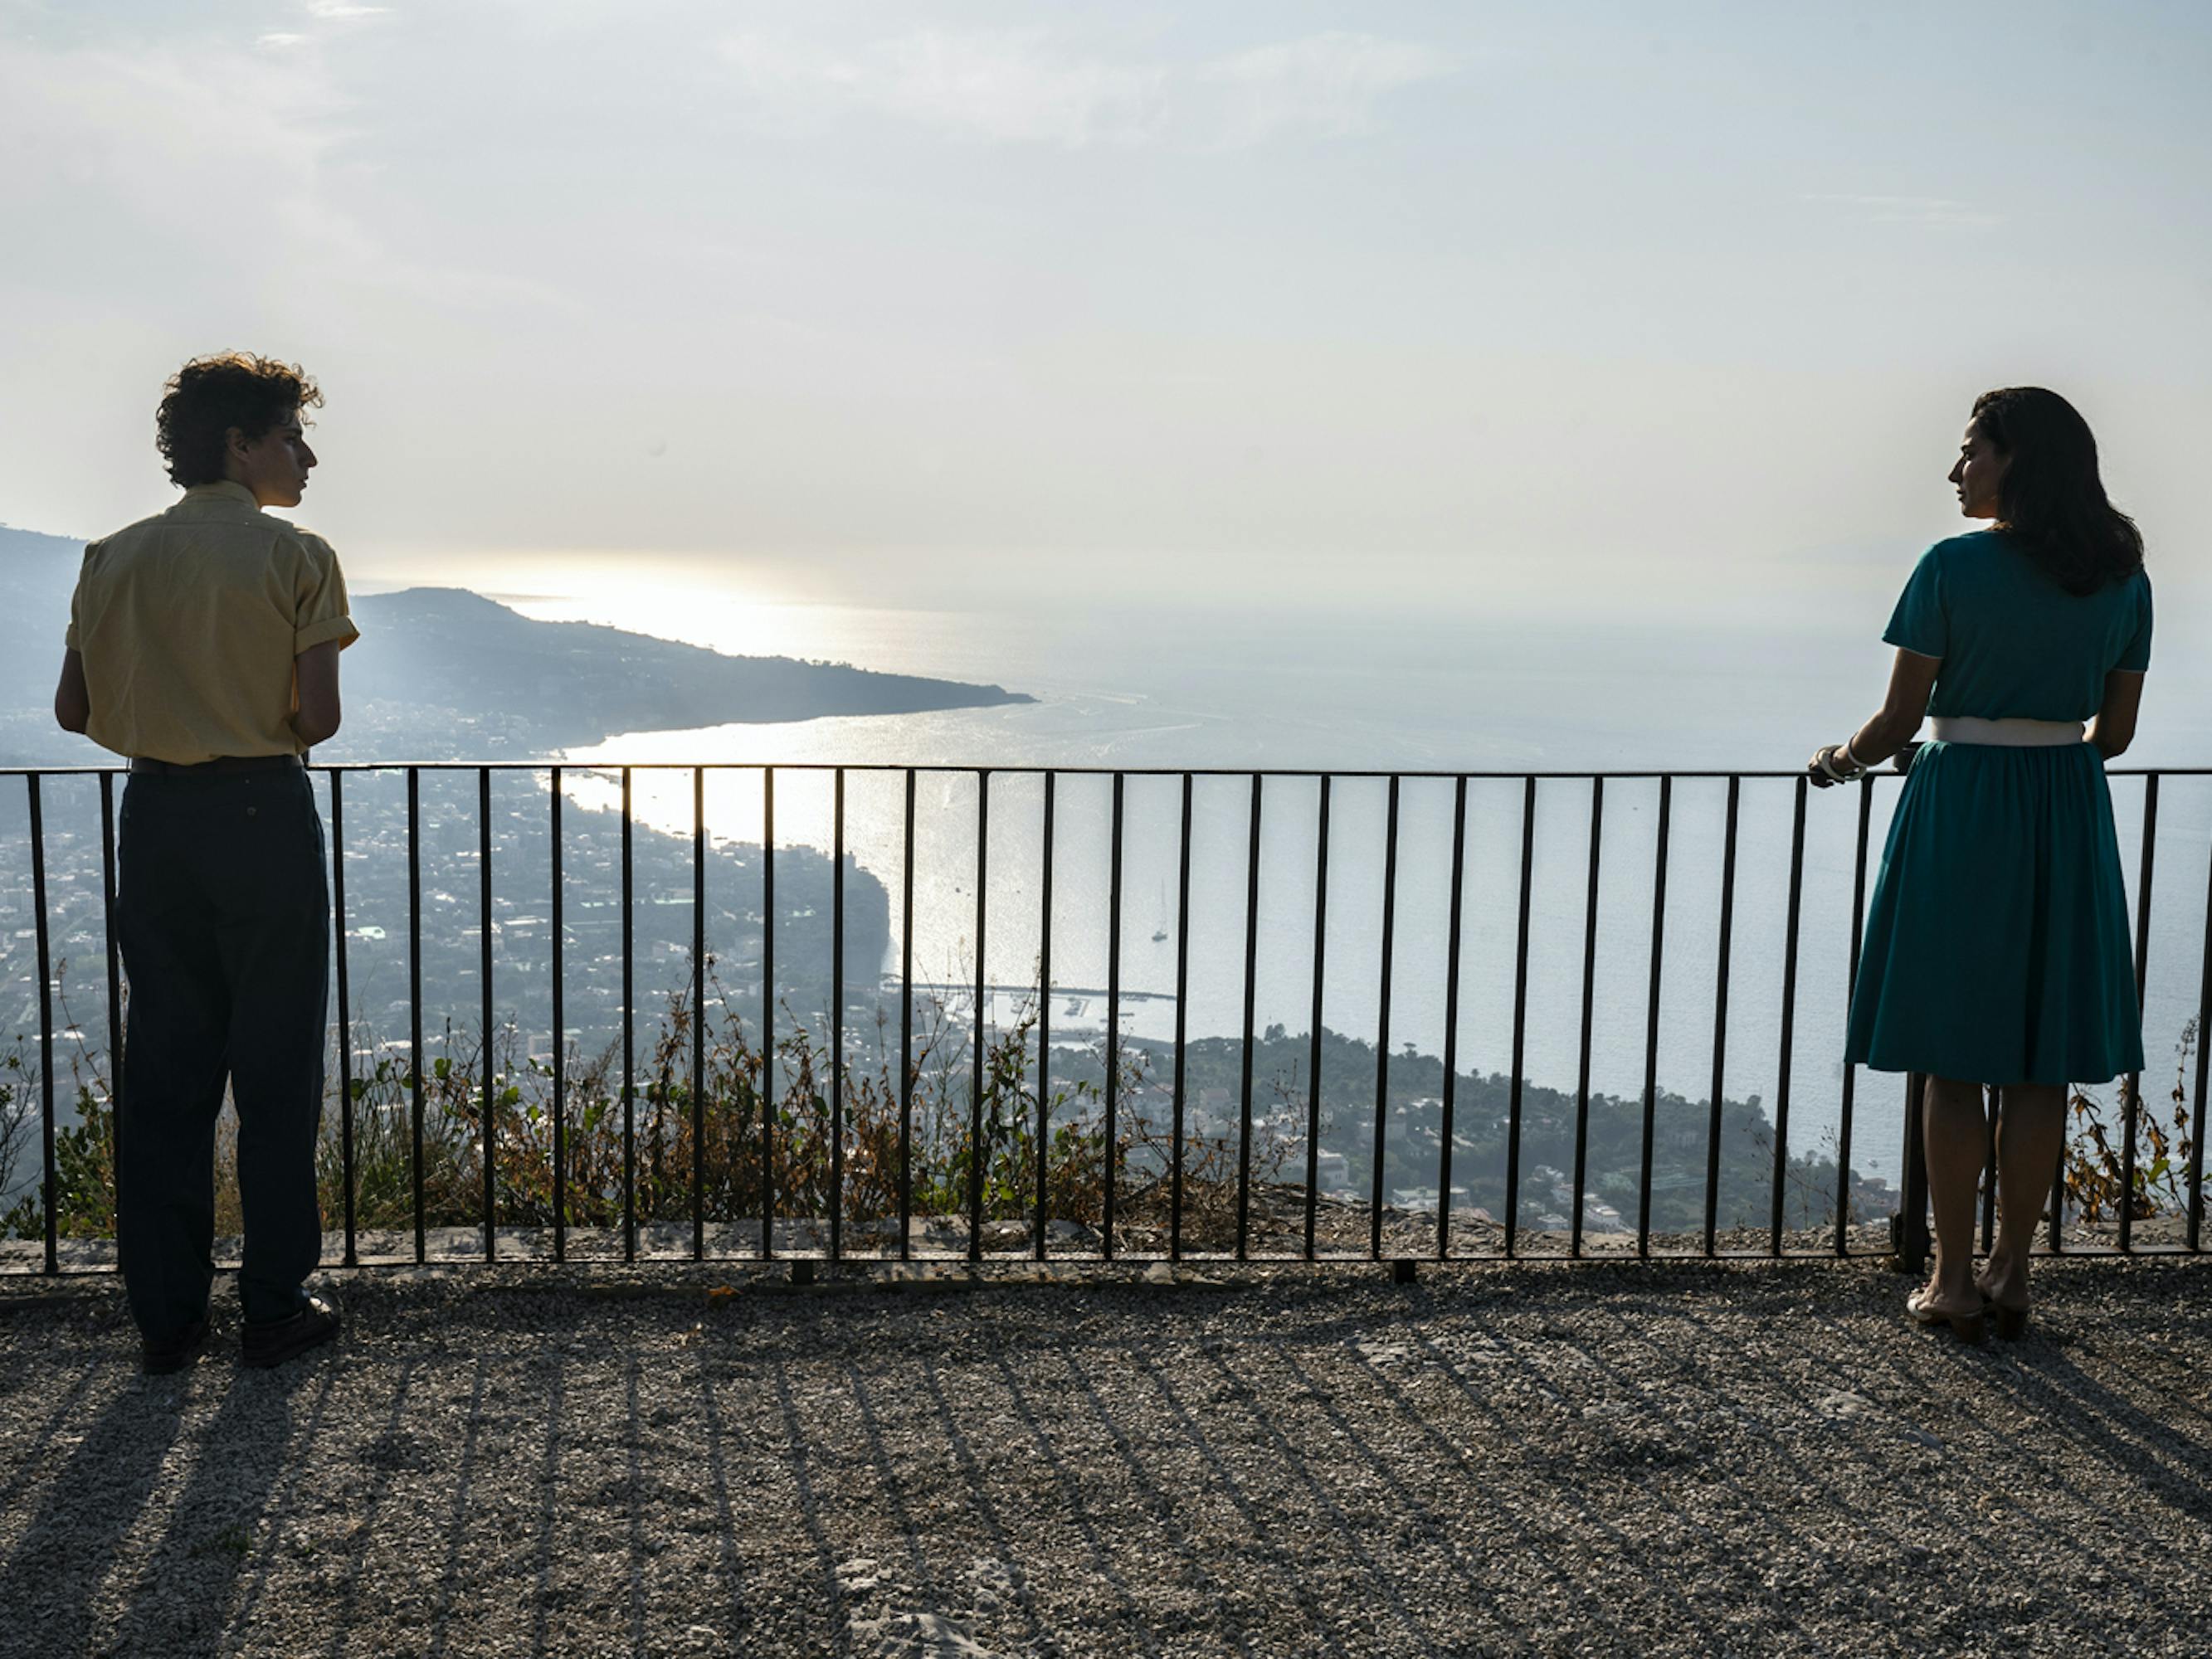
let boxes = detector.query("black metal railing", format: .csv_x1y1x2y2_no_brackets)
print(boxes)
2,761,2205,1274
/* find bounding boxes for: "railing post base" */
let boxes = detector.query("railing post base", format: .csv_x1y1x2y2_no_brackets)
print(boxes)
1895,1071,1932,1273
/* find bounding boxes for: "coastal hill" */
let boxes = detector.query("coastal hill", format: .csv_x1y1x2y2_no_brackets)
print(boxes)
335,586,1030,757
0,522,1031,761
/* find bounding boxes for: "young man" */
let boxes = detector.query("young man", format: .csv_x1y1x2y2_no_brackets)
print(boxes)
56,353,358,1372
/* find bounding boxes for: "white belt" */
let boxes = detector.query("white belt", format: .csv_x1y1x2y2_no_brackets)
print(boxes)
1929,717,2085,747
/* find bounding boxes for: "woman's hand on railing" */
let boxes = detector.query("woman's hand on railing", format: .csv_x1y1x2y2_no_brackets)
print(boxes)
1806,745,1858,789
1810,738,1923,787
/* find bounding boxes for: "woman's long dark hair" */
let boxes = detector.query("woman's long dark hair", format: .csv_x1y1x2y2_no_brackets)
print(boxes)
1971,387,2144,595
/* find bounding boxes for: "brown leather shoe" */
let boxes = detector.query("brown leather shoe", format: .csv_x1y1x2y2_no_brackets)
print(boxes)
241,1293,341,1369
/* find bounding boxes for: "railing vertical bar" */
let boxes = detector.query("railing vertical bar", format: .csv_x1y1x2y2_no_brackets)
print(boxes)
1902,1072,1931,1270
1981,1088,1999,1257
1570,778,1603,1259
1768,776,1806,1257
968,770,988,1260
1503,776,1536,1258
1835,776,1873,1256
27,778,56,1275
1104,772,1124,1261
1304,777,1330,1261
2191,817,2212,1253
1636,776,1672,1258
1170,772,1192,1260
899,770,916,1260
550,767,565,1264
620,767,634,1262
1371,775,1401,1262
408,767,426,1264
1437,776,1469,1261
1035,771,1055,1262
692,767,706,1262
1700,776,1740,1258
2048,1077,2067,1256
1101,774,1123,1265
332,771,356,1265
2119,772,2157,1253
481,767,497,1262
832,768,846,1265
1235,773,1262,1261
99,775,124,1273
761,767,775,1260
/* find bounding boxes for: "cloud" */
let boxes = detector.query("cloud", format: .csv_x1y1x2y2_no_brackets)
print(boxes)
257,32,310,49
0,36,564,315
1201,32,1456,144
1800,193,2002,230
724,30,1167,148
303,1,393,17
720,27,1449,149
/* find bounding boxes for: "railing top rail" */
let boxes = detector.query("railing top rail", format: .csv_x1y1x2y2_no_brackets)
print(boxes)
0,760,2191,781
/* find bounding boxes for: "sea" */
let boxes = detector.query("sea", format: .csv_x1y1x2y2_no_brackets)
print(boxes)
479,574,2212,1194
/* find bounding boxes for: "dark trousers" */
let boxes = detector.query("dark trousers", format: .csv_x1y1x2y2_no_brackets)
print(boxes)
115,766,329,1335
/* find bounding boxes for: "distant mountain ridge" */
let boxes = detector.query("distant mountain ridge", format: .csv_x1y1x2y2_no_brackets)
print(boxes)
342,584,1031,754
0,521,1031,763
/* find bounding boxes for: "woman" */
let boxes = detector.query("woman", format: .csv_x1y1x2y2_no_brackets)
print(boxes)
1809,387,2150,1344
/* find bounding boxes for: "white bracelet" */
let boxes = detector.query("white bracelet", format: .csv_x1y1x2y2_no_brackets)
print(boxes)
1840,737,1870,773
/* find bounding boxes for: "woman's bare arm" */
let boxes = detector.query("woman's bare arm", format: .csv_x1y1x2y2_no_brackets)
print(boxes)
2088,669,2146,761
1809,649,1941,783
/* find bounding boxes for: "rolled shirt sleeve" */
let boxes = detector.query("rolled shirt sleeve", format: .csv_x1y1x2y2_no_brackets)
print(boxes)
293,532,360,654
1883,544,1947,659
64,542,99,650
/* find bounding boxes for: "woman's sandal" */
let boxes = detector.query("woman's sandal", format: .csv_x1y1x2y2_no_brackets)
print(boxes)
1974,1291,2031,1341
1905,1288,1988,1345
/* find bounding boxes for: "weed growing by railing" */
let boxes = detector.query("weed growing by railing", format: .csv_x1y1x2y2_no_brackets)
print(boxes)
2061,1020,2201,1225
5,953,1302,1250
0,957,2199,1250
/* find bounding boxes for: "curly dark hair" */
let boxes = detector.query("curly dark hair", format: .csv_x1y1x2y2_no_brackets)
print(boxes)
154,353,323,488
1971,387,2143,595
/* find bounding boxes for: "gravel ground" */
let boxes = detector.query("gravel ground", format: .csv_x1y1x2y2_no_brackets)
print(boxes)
0,1256,2206,1658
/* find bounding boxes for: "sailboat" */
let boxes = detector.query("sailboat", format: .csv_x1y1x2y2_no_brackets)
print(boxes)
1151,879,1169,944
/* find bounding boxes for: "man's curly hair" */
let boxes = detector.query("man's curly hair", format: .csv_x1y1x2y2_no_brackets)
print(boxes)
154,353,322,488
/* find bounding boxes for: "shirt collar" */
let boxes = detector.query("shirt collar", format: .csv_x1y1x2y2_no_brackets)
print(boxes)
179,480,261,508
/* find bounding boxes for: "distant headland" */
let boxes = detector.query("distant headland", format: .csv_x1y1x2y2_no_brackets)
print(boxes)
0,522,1033,762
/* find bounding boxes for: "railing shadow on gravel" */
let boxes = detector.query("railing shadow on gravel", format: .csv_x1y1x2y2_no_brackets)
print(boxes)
1781,1291,2210,1614
768,1355,845,1652
0,1363,313,1659
981,1348,1163,1647
0,1379,184,1657
423,1355,491,1659
1983,1349,2212,1527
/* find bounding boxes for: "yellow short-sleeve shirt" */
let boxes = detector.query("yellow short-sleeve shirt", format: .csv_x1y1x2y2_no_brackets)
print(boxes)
66,479,362,765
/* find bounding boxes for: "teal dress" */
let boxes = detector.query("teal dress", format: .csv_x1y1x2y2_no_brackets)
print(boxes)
1845,531,2152,1086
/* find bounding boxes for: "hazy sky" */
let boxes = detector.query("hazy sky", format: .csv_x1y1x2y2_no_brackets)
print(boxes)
2,0,2206,626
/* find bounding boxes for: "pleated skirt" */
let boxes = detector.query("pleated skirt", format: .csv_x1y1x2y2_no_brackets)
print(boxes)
1844,740,2143,1086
